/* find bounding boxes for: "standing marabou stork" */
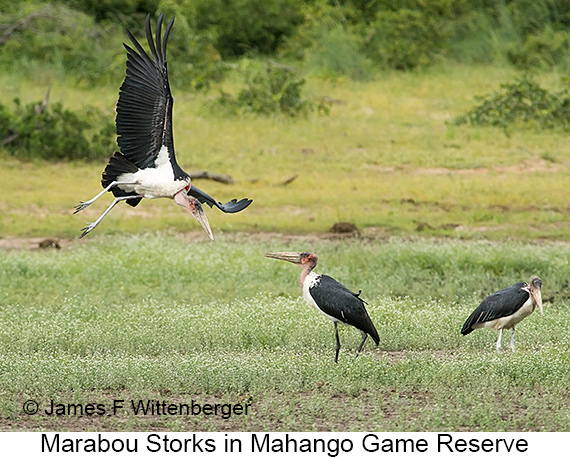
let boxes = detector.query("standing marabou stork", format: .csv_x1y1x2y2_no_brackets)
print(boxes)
74,14,252,239
461,276,543,352
265,252,379,363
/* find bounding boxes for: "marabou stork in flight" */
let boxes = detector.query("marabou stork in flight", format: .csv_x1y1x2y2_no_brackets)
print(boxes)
74,14,252,239
461,276,543,352
265,252,379,363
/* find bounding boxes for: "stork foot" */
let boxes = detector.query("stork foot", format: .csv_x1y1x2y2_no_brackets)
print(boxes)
79,222,98,238
74,201,91,214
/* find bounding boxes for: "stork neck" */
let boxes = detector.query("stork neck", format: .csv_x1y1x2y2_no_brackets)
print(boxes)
300,266,314,287
531,289,542,308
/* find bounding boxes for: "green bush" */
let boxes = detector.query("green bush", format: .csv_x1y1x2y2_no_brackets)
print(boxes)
278,1,349,61
0,3,124,84
189,0,305,58
1,98,115,161
145,2,230,90
216,63,313,116
278,1,372,79
509,26,570,69
445,0,570,68
0,104,12,139
6,0,570,83
364,8,445,70
65,0,159,28
308,25,372,79
453,74,570,133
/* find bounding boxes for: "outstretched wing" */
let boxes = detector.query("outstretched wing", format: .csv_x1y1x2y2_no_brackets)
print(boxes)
187,185,253,213
461,282,529,334
116,13,183,175
309,275,379,344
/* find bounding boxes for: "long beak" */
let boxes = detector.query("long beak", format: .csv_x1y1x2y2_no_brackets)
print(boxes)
174,192,214,241
265,252,303,264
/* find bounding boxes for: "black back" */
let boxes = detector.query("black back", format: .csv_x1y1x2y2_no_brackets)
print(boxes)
461,282,529,335
115,14,187,179
309,275,379,344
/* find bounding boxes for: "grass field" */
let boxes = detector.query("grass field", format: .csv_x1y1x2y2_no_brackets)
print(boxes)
0,234,569,431
1,64,569,240
1,63,569,432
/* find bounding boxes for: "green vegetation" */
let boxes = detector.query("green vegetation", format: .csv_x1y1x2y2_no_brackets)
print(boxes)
1,0,570,433
1,96,114,161
1,235,568,431
215,63,314,116
454,74,570,134
4,1,570,81
1,66,568,240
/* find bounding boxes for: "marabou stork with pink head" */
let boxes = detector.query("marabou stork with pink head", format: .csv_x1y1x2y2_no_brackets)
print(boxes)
75,14,252,239
266,251,379,363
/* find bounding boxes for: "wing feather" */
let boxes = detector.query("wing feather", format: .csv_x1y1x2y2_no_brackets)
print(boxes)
115,14,180,172
309,275,379,344
461,282,529,334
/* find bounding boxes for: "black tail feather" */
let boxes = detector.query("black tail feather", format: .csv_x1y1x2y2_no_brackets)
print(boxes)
101,152,143,207
368,322,380,346
461,323,474,335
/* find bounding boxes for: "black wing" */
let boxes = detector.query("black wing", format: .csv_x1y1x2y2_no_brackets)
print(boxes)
461,282,529,335
309,275,379,344
116,14,184,176
187,185,253,213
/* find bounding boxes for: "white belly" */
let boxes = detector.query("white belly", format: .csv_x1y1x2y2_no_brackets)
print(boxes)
116,146,188,198
302,272,339,323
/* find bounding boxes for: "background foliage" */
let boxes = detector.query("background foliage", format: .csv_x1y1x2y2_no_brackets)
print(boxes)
4,0,570,80
1,97,114,161
2,1,570,433
453,74,570,133
1,2,570,183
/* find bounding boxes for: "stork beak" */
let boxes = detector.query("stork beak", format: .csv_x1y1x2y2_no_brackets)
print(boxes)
265,252,303,264
174,191,214,241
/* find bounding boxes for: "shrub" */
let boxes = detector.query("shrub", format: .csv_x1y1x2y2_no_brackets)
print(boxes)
278,1,350,61
0,3,124,84
66,0,159,28
453,74,570,134
509,26,570,70
215,63,313,116
189,0,305,58
364,8,445,70
307,25,372,79
278,1,372,79
1,98,115,161
142,2,229,91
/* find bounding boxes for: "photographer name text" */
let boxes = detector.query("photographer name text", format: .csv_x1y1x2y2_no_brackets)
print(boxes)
30,399,250,419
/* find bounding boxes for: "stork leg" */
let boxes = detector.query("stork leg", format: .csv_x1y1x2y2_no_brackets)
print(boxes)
355,332,368,358
510,328,516,351
74,181,138,213
334,322,341,364
496,328,503,353
80,195,141,238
